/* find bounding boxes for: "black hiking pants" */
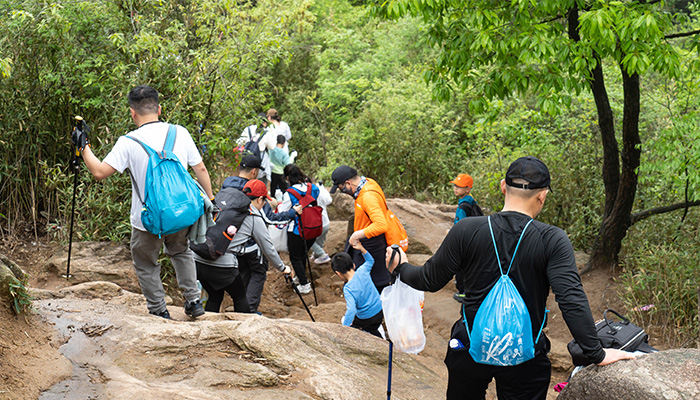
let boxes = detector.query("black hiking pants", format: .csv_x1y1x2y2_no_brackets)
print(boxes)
351,310,384,338
444,319,551,400
196,262,250,313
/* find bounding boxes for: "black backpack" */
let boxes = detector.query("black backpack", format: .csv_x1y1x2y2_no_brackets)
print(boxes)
567,309,656,366
190,187,251,260
242,126,265,160
458,199,484,217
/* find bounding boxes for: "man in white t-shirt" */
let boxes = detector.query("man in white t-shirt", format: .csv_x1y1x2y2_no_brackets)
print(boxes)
237,113,270,182
76,85,215,320
260,108,291,182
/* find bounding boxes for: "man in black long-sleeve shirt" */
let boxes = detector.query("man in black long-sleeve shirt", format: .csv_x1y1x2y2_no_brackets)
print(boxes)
386,156,634,400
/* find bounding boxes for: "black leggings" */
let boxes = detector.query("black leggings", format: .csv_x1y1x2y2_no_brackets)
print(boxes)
287,232,316,285
196,262,250,313
270,172,288,199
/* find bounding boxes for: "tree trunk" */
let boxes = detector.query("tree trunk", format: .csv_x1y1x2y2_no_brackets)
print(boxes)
588,68,641,271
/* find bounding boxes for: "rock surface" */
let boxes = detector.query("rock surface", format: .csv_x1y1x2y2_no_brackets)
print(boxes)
35,281,447,400
559,349,700,400
41,242,139,292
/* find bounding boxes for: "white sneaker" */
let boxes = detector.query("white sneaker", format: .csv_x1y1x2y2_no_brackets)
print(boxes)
296,283,312,294
292,276,300,285
313,254,331,264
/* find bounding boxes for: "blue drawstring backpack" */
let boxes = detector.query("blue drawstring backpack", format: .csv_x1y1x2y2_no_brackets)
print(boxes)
464,216,549,366
128,124,204,237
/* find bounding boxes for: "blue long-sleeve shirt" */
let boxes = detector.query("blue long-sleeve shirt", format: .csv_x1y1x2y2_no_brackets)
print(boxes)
342,252,383,325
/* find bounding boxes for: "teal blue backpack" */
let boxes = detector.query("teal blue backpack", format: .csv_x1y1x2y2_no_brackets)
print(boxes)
464,216,548,366
128,124,204,237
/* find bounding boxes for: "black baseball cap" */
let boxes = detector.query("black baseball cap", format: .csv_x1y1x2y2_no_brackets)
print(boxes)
505,156,552,192
240,154,264,170
330,165,358,194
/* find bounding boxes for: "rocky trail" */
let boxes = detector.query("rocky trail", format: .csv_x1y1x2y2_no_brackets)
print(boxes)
0,196,657,399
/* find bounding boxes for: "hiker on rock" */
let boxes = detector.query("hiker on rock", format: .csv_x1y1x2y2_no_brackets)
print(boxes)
385,156,635,400
76,85,214,319
220,154,301,313
449,173,483,303
330,165,392,294
277,164,328,294
193,179,294,313
332,241,384,338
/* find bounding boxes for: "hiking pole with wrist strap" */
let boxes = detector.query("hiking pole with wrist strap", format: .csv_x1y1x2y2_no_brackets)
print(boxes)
285,274,315,322
388,244,401,284
65,116,87,279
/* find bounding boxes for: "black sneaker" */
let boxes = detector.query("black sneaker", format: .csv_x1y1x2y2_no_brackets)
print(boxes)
185,299,205,318
149,309,172,319
453,293,465,303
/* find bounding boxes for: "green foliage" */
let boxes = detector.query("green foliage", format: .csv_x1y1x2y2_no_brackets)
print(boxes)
618,240,699,347
370,0,690,109
0,0,310,241
9,275,33,316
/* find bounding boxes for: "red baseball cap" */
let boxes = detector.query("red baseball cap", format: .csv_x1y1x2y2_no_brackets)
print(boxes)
243,179,272,200
450,174,473,188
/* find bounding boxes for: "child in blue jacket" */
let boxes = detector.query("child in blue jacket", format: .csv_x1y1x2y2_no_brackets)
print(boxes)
331,241,384,338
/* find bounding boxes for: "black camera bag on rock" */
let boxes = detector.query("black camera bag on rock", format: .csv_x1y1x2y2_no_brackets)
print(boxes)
567,309,655,366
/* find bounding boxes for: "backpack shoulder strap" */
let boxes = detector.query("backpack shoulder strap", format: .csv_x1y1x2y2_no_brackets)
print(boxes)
247,126,253,141
458,200,483,217
126,135,155,157
163,124,177,154
487,216,533,276
287,184,315,207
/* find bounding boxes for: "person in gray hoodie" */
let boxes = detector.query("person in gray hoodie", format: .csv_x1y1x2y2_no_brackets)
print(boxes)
220,154,300,313
194,179,294,313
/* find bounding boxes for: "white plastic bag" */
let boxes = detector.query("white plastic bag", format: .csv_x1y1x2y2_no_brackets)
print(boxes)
380,275,426,354
268,224,288,253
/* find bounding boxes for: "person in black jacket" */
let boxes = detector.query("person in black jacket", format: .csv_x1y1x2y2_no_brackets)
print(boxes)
385,156,635,400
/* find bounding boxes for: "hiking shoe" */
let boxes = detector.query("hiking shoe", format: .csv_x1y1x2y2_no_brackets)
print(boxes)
296,283,312,294
292,276,300,285
313,254,331,264
185,299,205,318
149,309,171,320
453,293,465,303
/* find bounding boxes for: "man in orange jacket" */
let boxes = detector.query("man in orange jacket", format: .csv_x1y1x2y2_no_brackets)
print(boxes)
330,165,392,293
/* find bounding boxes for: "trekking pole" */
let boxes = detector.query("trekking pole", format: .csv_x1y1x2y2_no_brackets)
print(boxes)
297,215,318,306
65,116,86,279
285,274,315,322
387,339,393,400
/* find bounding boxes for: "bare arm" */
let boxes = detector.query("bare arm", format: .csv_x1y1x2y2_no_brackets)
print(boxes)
191,161,214,199
81,146,117,181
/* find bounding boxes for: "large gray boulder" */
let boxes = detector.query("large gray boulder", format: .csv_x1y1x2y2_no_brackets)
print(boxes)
35,282,447,400
41,241,140,292
559,349,700,400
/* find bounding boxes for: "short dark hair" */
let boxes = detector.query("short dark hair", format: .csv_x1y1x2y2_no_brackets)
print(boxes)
276,134,286,145
283,164,308,186
128,85,159,115
331,252,354,274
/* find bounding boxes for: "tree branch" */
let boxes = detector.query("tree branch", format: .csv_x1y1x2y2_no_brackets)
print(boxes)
665,29,700,39
631,200,700,225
